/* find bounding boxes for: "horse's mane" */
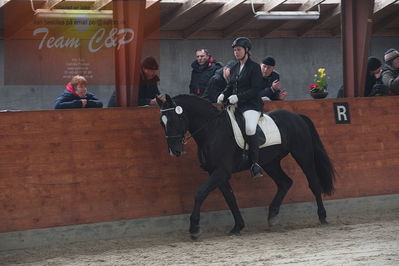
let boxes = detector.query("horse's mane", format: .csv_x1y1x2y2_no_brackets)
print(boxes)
173,94,220,118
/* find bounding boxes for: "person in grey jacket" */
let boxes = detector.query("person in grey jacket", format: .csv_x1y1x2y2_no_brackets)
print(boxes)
381,48,399,95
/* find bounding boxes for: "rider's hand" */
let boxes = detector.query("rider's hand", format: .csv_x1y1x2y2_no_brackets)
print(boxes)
228,95,238,104
217,94,224,104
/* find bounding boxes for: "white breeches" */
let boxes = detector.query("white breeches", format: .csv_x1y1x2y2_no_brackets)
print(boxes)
243,110,261,136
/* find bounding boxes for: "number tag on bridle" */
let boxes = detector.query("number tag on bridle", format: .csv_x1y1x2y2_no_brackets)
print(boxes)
175,106,183,114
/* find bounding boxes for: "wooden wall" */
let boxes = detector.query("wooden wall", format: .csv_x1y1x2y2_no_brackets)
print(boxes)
1,96,399,233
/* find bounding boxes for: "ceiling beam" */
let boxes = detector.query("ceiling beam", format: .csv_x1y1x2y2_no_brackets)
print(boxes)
183,0,245,38
222,0,287,37
296,3,341,36
43,0,65,10
161,0,206,28
299,0,326,11
374,0,398,13
92,0,112,10
372,9,399,33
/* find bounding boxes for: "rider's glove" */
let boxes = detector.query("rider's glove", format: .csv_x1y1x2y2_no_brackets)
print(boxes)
228,95,238,104
217,94,224,104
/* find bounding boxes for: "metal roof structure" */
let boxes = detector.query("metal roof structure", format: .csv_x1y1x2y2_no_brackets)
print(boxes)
1,0,398,39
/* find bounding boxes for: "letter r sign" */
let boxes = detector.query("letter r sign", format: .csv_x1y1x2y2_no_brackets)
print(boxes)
333,102,350,124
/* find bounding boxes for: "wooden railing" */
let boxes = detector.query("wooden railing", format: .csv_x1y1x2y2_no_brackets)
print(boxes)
1,96,399,233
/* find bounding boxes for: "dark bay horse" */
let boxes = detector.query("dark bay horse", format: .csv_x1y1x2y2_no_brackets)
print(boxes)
157,94,335,239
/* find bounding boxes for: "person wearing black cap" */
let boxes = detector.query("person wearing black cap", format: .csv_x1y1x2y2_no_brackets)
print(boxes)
365,56,387,97
381,48,399,95
107,56,160,107
138,56,161,106
216,37,264,178
259,56,287,101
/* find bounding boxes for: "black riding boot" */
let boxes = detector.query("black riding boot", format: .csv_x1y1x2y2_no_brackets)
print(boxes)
247,135,263,178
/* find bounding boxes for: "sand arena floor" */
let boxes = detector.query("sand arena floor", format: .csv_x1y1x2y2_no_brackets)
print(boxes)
1,212,398,266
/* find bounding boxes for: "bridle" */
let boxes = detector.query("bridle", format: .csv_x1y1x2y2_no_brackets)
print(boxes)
160,107,188,143
160,104,227,145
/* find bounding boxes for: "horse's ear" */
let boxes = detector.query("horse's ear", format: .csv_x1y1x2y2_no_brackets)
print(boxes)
156,94,165,107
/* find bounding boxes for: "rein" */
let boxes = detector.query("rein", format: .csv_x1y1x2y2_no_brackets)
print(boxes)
161,104,227,145
183,104,231,144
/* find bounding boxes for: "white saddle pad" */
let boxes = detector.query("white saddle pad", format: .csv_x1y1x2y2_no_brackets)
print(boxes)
226,106,281,150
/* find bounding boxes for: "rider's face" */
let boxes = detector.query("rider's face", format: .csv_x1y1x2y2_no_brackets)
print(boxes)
233,46,246,60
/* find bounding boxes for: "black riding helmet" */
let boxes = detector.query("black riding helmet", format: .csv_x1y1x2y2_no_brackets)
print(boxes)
231,37,252,51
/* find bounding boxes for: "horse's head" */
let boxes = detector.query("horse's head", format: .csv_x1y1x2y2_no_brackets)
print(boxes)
157,94,187,157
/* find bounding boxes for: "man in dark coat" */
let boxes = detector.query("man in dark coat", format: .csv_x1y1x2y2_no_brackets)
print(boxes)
189,49,222,97
364,56,388,97
108,56,160,107
55,75,103,109
259,56,287,101
202,60,235,103
138,56,161,106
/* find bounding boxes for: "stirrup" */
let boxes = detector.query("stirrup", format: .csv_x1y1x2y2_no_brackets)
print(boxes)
250,163,263,178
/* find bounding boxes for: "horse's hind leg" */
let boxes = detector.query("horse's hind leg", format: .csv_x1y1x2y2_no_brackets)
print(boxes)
262,161,293,226
291,151,328,225
218,181,245,235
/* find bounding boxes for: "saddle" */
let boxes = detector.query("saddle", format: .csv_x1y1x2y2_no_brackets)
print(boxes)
226,106,281,150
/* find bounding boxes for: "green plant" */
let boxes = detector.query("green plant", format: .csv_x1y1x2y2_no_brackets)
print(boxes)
309,68,329,93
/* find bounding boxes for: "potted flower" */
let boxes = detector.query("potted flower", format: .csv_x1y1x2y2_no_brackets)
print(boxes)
309,68,329,99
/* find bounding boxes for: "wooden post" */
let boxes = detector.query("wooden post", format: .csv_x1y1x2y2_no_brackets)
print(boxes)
113,0,146,107
341,0,374,97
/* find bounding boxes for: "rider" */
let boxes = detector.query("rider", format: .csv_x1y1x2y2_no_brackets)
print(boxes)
217,37,265,178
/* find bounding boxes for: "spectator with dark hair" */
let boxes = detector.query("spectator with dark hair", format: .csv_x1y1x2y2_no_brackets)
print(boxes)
108,56,160,107
189,49,222,97
365,56,388,97
381,48,399,95
138,56,161,106
202,60,236,103
259,56,287,101
55,75,103,109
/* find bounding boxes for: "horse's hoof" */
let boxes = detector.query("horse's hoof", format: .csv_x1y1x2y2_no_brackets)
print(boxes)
229,230,241,236
268,215,279,227
229,223,244,236
190,228,202,240
320,219,329,226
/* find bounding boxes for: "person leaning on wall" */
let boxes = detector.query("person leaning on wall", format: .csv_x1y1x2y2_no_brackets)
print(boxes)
107,56,161,107
381,48,399,95
259,56,287,101
365,56,388,97
54,75,103,109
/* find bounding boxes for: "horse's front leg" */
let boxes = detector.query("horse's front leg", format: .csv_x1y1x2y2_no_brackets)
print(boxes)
218,180,245,235
189,167,228,240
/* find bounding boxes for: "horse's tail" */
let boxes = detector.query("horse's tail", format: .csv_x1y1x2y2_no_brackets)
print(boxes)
299,114,335,195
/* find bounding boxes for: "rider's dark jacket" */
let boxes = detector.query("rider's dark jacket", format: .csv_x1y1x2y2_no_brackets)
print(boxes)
222,58,264,113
